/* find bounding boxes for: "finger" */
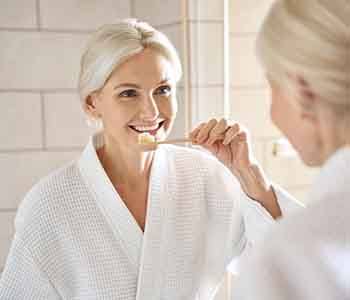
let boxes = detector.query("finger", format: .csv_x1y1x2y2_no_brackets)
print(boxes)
207,118,228,145
223,123,241,145
238,131,248,143
189,123,206,142
196,119,218,144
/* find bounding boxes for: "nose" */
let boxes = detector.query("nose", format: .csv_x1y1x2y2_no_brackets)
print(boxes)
139,93,160,121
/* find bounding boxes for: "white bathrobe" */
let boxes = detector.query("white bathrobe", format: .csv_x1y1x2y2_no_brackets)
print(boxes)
0,133,299,300
233,147,350,300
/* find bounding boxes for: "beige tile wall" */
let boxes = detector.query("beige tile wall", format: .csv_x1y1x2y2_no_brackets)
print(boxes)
134,0,182,26
0,31,88,89
0,0,37,28
187,2,226,129
0,93,42,150
190,22,225,87
39,0,131,31
229,0,317,201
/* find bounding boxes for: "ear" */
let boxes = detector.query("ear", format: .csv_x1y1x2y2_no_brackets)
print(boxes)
299,101,320,128
84,92,101,119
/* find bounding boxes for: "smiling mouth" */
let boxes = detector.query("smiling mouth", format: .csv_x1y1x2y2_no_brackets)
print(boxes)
128,121,165,136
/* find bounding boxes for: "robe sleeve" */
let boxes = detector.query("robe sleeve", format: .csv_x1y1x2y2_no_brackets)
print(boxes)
210,163,303,276
272,183,305,216
227,186,303,273
0,234,61,300
231,240,300,300
230,222,342,300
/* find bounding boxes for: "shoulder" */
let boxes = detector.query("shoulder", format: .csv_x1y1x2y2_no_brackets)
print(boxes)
274,196,348,245
250,197,348,267
237,199,350,299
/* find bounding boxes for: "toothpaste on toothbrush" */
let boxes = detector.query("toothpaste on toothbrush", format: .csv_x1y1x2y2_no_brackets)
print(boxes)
138,132,156,145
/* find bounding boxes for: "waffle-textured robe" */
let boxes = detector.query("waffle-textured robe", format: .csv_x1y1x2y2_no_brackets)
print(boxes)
233,147,350,300
0,133,300,299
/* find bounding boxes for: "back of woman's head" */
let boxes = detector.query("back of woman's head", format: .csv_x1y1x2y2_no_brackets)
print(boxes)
257,0,350,116
78,19,182,107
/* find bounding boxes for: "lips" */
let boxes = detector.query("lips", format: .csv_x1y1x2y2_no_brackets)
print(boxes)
129,121,165,136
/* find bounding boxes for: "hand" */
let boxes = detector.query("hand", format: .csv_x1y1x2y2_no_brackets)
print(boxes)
189,118,254,176
189,118,281,218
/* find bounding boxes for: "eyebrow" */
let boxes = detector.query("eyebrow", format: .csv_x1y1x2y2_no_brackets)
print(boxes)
113,78,172,90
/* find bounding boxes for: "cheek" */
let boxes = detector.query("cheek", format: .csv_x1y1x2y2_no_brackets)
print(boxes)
101,101,135,127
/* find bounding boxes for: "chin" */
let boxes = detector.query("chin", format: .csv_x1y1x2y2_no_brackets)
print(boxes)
299,151,324,167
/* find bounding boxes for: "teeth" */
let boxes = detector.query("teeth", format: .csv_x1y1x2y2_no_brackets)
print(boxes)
132,124,160,131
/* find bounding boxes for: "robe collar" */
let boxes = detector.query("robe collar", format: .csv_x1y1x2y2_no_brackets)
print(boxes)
309,146,350,203
77,131,169,294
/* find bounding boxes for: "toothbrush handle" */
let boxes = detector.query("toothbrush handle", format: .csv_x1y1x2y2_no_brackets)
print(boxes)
157,138,191,144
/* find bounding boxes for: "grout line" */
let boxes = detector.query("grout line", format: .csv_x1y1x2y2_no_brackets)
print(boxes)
0,89,77,94
156,19,224,31
0,28,38,32
35,28,92,34
188,19,223,24
44,146,84,152
0,28,92,34
155,21,183,30
0,208,17,213
40,92,47,150
36,0,41,30
0,147,83,154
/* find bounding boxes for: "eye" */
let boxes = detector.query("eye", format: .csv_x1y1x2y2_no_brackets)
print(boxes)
154,85,172,96
119,89,138,98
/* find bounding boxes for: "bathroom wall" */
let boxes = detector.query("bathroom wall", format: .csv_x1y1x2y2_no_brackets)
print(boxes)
229,0,317,203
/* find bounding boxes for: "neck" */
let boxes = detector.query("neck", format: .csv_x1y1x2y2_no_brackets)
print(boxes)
97,134,154,187
318,108,350,165
323,122,349,162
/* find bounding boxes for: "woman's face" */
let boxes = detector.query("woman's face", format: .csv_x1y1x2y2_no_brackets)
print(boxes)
268,78,324,166
88,48,178,151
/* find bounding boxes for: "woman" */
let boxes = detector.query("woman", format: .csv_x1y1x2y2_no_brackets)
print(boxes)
233,1,350,299
0,20,298,299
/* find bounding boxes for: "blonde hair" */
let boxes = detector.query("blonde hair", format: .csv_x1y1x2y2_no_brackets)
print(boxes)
78,19,182,106
256,0,350,118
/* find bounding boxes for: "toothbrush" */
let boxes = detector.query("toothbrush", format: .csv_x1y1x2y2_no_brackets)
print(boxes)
138,133,191,146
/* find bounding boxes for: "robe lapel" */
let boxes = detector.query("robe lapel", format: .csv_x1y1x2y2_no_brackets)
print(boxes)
78,133,143,275
136,146,169,300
